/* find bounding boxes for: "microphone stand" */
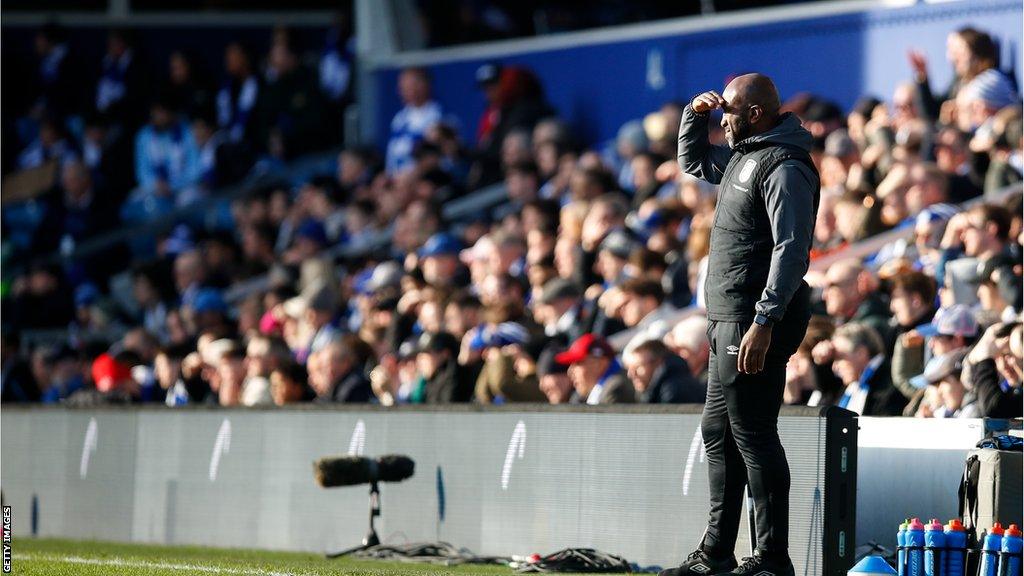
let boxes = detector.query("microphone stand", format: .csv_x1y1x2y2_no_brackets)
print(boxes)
326,480,381,558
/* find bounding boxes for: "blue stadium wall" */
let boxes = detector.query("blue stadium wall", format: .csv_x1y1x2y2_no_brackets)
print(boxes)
371,0,1023,149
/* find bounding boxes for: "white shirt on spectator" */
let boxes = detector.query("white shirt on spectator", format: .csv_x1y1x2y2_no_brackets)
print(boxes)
242,376,273,406
385,101,441,175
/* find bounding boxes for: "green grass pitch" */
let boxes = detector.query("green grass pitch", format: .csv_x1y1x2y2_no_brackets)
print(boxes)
12,538,553,576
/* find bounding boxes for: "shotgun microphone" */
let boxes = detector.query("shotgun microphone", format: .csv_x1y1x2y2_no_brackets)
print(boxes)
313,454,415,488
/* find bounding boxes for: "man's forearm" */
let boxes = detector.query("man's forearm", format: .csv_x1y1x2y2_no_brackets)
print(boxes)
677,104,729,185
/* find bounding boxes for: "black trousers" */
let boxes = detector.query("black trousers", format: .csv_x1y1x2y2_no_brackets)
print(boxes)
700,303,810,558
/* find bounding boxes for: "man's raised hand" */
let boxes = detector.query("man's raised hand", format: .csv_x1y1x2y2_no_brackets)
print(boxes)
691,91,727,114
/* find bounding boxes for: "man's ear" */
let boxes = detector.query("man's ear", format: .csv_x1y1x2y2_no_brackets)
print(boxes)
749,104,763,125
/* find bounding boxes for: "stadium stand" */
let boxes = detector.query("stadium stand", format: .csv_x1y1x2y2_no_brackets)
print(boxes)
1,8,1021,426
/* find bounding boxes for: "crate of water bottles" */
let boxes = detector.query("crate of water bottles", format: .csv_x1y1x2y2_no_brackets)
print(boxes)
894,518,1022,576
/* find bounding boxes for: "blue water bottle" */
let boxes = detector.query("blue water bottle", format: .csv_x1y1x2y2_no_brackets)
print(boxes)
898,519,910,576
942,519,967,576
999,524,1023,576
980,523,1004,576
924,519,945,576
907,518,926,576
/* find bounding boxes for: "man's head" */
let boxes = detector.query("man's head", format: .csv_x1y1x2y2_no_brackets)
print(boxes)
154,344,188,390
556,333,615,399
665,315,710,376
564,165,599,201
720,73,782,147
934,128,971,174
963,204,1012,257
949,27,998,79
35,22,65,54
414,331,457,380
536,346,573,404
823,259,874,319
625,339,671,394
270,362,308,405
245,335,290,379
398,67,431,107
34,345,80,390
444,291,482,339
889,271,937,327
268,41,298,77
310,339,356,398
831,323,885,386
956,69,1018,131
505,161,539,203
501,129,533,168
910,347,969,411
891,83,919,128
149,98,175,130
906,163,949,214
487,231,526,276
619,278,664,328
419,233,462,286
173,250,205,294
215,343,246,405
595,228,637,283
61,161,93,203
918,304,978,355
224,42,252,77
534,278,581,326
995,323,1024,386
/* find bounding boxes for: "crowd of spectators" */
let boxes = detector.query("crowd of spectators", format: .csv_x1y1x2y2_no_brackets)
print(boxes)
3,18,354,267
1,23,1021,420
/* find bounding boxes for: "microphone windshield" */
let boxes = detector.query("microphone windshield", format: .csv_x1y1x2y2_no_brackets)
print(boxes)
313,454,415,488
377,455,415,483
313,456,373,488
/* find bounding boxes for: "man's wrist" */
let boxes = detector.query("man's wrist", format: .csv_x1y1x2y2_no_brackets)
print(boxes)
754,313,774,329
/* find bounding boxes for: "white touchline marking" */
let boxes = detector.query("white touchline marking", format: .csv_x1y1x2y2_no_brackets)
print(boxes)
80,417,98,478
209,418,232,482
501,420,527,490
12,553,305,576
347,419,366,456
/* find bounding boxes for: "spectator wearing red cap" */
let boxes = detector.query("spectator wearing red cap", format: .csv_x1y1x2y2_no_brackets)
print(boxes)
555,333,634,405
66,351,140,405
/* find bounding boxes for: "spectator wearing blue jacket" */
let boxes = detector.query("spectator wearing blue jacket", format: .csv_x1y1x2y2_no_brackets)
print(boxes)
386,68,442,175
216,42,260,144
134,97,200,195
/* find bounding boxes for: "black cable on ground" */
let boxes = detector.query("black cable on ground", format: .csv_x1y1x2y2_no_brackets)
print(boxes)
515,548,633,573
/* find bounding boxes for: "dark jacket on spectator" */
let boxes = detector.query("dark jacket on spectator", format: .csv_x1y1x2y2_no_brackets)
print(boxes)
322,369,372,404
425,359,475,403
968,358,1023,418
1,358,40,403
253,66,327,158
860,360,908,416
852,294,896,352
639,355,706,404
